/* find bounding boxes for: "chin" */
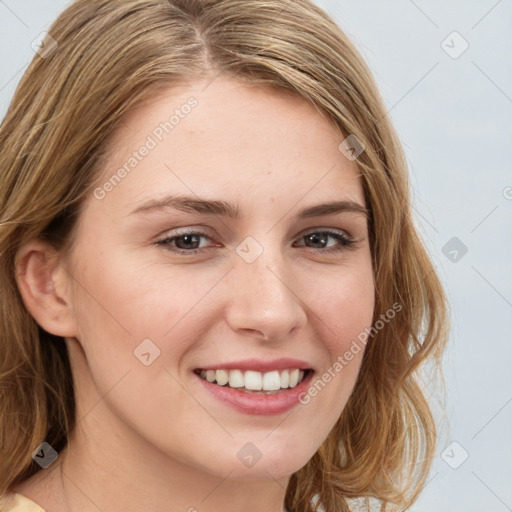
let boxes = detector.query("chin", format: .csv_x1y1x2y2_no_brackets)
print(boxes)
225,457,308,481
219,440,314,481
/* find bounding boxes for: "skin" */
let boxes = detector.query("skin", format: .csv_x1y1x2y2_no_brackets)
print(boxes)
13,77,375,512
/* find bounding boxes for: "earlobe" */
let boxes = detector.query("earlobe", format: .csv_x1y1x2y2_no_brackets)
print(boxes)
14,239,78,338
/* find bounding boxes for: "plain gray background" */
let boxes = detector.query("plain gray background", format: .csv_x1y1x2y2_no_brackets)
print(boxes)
1,1,511,511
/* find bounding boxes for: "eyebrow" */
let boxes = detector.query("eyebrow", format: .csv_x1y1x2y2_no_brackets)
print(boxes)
129,195,368,220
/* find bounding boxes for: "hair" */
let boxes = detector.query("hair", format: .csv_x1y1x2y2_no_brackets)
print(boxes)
0,1,449,510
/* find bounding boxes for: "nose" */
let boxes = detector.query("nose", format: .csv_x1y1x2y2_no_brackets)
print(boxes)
224,248,308,342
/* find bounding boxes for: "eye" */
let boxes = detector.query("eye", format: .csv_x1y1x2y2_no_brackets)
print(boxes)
155,228,356,256
294,229,356,253
156,230,213,255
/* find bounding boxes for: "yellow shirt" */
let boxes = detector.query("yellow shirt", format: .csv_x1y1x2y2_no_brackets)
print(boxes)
0,493,46,512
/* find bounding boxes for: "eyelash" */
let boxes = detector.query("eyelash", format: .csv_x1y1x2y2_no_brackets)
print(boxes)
155,228,356,256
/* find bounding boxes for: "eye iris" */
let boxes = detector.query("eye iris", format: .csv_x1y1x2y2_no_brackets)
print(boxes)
306,233,327,248
176,234,201,249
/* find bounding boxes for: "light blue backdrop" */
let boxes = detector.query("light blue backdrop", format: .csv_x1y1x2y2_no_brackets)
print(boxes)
1,1,511,511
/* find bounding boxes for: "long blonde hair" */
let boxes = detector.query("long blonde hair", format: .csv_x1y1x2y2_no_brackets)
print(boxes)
0,1,448,510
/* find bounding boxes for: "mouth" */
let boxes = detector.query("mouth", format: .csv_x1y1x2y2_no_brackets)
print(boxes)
193,368,312,395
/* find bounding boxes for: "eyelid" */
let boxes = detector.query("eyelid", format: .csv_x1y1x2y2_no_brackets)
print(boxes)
156,226,215,242
299,226,353,239
155,226,358,256
157,225,353,240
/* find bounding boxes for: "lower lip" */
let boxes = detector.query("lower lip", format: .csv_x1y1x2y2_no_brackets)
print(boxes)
195,371,314,415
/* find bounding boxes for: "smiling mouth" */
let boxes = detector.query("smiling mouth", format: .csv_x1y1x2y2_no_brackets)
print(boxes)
194,368,312,394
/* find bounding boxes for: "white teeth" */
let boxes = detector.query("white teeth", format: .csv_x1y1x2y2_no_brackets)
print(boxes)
228,369,244,388
216,369,229,386
244,370,263,390
280,369,290,388
288,369,299,387
198,368,308,391
262,370,281,391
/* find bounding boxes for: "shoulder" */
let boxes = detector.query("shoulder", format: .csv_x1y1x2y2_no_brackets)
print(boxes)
0,492,47,512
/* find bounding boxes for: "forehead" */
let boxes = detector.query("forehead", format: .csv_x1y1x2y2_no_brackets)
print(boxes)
92,77,365,214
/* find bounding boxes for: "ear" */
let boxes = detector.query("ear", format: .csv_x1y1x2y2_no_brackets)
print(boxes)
14,239,78,338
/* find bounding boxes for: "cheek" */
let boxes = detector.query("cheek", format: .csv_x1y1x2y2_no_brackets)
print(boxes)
302,262,374,404
70,245,210,340
312,262,375,352
67,243,230,406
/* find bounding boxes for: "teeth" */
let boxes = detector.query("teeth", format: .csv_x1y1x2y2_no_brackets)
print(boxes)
228,369,244,388
280,369,290,388
244,370,262,390
216,369,229,386
262,370,281,391
289,369,299,387
198,368,308,391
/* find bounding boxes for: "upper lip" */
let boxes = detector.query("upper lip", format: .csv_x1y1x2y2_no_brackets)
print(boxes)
196,358,313,373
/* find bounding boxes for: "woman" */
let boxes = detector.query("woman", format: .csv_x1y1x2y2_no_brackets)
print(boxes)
0,1,448,511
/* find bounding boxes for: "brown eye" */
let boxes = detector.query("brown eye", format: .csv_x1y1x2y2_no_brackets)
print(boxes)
296,230,355,252
173,233,202,250
156,230,213,254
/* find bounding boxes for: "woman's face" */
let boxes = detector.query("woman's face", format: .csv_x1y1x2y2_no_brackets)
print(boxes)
61,77,375,479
